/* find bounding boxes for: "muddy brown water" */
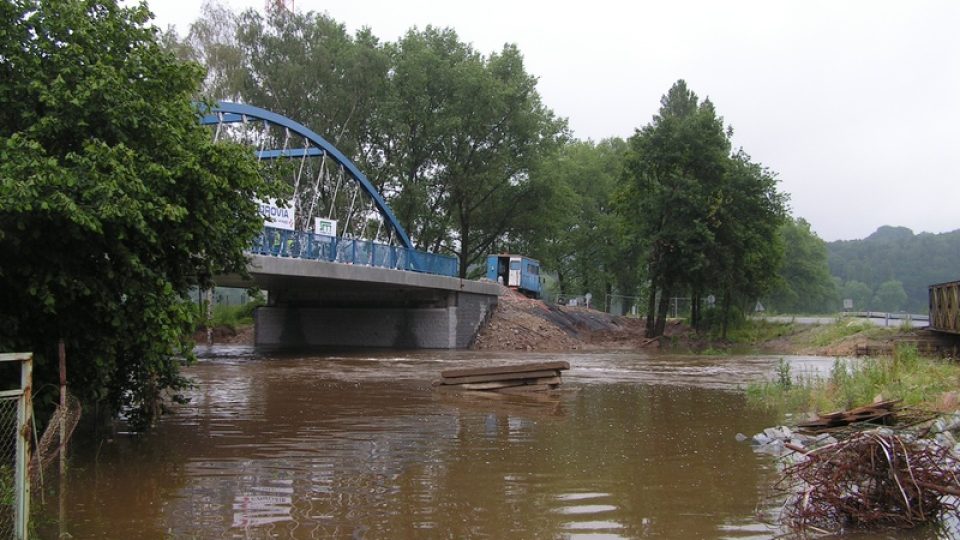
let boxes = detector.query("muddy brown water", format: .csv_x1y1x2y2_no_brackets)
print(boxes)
47,350,843,538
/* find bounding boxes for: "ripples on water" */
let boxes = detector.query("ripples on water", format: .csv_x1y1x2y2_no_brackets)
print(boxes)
56,349,847,539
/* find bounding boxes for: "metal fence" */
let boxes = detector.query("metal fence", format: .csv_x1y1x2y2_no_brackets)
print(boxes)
604,294,645,317
250,227,460,278
1,353,32,539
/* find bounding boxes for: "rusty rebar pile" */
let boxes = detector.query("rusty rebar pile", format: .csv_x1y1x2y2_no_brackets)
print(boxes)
30,393,80,485
779,430,960,533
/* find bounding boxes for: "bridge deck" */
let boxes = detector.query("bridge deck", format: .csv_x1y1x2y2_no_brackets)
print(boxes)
217,254,500,297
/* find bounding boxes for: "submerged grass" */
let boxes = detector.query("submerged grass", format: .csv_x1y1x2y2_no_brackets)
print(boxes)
747,346,960,415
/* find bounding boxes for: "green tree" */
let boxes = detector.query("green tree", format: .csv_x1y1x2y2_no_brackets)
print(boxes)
765,217,838,313
620,81,787,336
179,11,566,278
708,150,787,336
186,4,390,172
517,138,637,306
619,80,731,337
0,0,268,426
842,280,874,311
379,28,566,276
872,280,907,312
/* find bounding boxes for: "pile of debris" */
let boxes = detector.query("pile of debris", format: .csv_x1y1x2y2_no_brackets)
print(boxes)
779,429,960,532
795,399,899,430
746,403,960,534
435,361,569,393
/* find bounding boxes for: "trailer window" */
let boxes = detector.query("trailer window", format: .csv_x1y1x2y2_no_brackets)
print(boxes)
527,263,539,275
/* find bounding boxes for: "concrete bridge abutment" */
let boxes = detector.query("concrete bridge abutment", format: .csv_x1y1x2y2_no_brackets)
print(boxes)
253,291,495,349
215,254,500,350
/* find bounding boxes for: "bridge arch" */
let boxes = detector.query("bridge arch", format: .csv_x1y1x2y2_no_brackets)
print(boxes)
198,101,414,250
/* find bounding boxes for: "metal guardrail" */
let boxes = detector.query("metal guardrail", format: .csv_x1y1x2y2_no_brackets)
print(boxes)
251,227,459,278
847,311,929,322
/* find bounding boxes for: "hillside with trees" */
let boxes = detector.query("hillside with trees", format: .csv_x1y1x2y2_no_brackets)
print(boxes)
827,226,960,313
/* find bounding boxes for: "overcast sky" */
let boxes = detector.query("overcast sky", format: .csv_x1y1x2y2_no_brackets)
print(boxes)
146,0,959,242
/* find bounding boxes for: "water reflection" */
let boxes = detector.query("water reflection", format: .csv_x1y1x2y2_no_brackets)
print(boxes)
52,350,813,538
232,480,294,529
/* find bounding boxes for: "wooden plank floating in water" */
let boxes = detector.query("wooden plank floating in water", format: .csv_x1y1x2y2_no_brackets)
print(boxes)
440,369,561,386
437,362,570,393
440,361,570,379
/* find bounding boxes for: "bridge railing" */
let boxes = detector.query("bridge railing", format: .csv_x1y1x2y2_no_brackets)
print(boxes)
250,227,459,277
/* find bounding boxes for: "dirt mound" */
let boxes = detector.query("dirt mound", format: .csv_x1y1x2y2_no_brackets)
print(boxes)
472,285,648,351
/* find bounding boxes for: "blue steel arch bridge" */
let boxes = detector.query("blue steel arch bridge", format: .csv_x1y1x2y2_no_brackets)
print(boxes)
197,102,498,349
198,101,457,277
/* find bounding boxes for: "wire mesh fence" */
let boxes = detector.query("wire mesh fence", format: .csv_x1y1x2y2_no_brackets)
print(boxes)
0,352,31,540
0,396,18,538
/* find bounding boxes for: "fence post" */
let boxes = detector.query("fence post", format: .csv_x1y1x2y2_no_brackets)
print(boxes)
10,353,32,540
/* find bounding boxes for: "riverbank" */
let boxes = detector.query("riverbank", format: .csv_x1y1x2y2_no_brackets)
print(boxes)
196,287,942,356
471,286,935,356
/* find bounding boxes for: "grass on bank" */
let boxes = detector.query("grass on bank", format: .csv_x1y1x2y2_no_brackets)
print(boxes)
196,298,264,332
804,318,896,347
721,319,799,344
693,316,900,353
747,346,960,414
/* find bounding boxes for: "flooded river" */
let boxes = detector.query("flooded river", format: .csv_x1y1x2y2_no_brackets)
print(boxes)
51,350,840,539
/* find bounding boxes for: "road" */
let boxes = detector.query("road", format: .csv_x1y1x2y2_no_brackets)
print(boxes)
760,313,928,328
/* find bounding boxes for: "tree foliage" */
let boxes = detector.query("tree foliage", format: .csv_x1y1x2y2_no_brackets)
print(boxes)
515,138,639,307
179,8,813,336
764,217,838,313
181,5,566,277
0,0,268,426
619,80,787,337
841,280,874,311
383,29,566,276
873,280,908,312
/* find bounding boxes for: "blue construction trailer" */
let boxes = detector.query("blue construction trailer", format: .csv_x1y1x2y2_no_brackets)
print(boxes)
486,254,542,298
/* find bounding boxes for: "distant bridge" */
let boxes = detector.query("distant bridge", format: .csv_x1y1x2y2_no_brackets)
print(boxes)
930,281,959,335
201,102,498,349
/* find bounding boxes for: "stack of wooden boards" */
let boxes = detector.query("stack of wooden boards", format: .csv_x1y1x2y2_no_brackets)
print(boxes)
436,361,570,393
797,399,901,431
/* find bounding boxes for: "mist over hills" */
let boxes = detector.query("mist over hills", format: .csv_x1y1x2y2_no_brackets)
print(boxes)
826,226,960,313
